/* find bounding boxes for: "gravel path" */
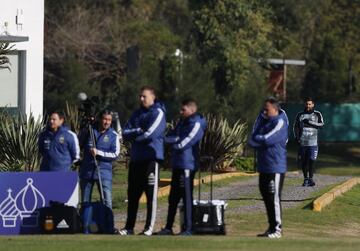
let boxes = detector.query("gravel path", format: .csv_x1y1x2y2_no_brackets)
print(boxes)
210,172,350,214
114,172,350,229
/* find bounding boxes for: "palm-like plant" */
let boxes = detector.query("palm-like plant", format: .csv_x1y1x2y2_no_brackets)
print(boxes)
65,101,81,134
0,42,14,71
0,111,44,172
200,114,247,171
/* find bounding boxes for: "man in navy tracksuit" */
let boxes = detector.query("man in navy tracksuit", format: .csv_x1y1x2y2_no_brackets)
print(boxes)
79,110,120,209
39,111,80,171
249,97,289,239
156,99,207,236
293,98,324,187
120,86,166,236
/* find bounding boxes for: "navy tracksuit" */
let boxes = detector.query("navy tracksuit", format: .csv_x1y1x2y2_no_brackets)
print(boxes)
38,126,80,171
79,127,120,209
122,101,166,232
165,113,207,232
249,109,288,233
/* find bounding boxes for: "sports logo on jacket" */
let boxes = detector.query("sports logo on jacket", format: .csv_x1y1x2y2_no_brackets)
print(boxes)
103,135,109,143
44,139,51,150
59,136,65,144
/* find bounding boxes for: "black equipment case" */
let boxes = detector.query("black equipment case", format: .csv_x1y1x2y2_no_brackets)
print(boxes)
39,201,80,234
181,156,227,235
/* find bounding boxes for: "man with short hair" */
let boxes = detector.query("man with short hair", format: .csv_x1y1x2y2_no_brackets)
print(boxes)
39,111,80,171
249,97,289,239
156,99,207,236
120,86,166,236
293,98,324,187
79,110,120,209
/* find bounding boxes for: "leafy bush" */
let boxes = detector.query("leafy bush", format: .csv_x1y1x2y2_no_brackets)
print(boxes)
0,111,44,172
200,114,247,171
232,157,255,172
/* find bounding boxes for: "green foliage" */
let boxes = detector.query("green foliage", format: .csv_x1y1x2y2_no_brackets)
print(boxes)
200,114,247,171
302,0,360,102
190,0,273,121
0,111,44,172
268,0,360,102
44,0,360,126
0,42,14,71
232,156,255,172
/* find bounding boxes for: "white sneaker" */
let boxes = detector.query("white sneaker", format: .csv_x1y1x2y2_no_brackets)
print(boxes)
139,228,152,236
118,228,134,235
268,231,282,239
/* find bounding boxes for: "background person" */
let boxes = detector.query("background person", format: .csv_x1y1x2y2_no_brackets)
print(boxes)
120,86,166,236
79,110,120,210
249,97,289,239
156,99,207,236
293,98,324,187
38,111,80,171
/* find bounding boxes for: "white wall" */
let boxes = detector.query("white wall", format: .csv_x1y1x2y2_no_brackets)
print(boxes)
0,0,44,117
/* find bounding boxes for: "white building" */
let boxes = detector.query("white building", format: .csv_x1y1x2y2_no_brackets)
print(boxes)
0,0,44,117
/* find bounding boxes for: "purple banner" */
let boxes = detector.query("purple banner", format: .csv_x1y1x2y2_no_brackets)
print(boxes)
0,172,79,235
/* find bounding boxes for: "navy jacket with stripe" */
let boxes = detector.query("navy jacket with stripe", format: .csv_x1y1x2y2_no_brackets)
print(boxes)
166,114,207,171
248,109,289,174
39,126,80,171
123,101,166,162
80,127,120,180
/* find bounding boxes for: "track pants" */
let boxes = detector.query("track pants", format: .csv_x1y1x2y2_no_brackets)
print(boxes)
299,146,318,179
165,169,195,232
125,161,159,231
259,173,285,232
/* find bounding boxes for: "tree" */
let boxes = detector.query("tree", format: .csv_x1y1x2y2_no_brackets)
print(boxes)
189,0,275,122
302,0,360,102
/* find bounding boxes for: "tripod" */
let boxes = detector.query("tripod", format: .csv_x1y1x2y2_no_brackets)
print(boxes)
88,124,105,202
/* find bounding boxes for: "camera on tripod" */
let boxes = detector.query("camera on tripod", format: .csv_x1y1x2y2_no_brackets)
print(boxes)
77,92,102,130
77,92,122,146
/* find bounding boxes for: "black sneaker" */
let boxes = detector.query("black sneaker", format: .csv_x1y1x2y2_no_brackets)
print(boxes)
179,230,192,236
118,228,134,235
155,228,174,235
302,178,309,187
308,178,316,186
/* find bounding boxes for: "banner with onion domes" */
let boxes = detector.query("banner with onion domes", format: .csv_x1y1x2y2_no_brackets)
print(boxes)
0,172,78,235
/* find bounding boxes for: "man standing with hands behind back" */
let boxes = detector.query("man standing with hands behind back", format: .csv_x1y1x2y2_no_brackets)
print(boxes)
120,86,166,236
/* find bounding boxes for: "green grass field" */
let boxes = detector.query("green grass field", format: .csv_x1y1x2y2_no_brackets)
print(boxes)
1,143,360,250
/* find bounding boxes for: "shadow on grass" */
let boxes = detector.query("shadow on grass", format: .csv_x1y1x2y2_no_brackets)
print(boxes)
302,200,315,210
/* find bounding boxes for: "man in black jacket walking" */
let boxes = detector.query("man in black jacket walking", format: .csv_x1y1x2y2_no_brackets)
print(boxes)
293,98,324,187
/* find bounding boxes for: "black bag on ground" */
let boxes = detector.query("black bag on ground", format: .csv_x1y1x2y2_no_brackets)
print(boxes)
39,201,80,234
190,156,227,235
